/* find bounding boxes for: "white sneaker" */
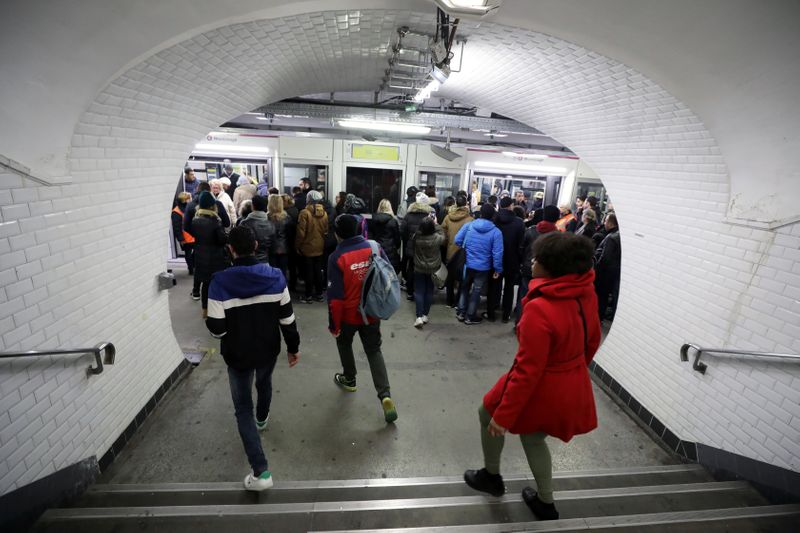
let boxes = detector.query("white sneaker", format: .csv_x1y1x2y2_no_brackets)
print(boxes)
422,315,429,324
244,471,273,491
414,317,424,328
255,412,270,431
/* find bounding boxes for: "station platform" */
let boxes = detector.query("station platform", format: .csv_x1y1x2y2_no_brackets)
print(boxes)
100,267,677,484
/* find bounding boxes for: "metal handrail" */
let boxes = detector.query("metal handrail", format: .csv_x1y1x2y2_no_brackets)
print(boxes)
680,343,800,374
0,342,115,377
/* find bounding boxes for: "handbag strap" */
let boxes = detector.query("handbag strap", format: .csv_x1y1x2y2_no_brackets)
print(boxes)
576,297,588,357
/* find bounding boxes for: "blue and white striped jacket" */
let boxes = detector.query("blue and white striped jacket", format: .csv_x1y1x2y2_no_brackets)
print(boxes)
206,257,300,369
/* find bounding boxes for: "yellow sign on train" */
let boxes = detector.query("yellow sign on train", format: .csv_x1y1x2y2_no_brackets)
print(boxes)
351,144,400,161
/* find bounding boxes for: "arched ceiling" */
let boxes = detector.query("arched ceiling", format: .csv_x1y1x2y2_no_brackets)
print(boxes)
1,0,798,221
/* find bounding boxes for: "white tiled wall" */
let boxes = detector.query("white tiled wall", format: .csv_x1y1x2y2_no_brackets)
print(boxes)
0,9,798,494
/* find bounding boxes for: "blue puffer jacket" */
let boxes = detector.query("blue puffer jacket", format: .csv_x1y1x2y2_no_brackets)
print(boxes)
455,219,504,273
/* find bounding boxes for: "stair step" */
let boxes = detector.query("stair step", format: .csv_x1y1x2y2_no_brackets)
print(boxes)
35,481,768,533
73,464,711,507
315,504,800,532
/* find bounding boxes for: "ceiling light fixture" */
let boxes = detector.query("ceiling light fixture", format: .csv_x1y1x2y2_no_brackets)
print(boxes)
435,0,503,17
412,78,441,103
338,120,431,135
473,161,568,174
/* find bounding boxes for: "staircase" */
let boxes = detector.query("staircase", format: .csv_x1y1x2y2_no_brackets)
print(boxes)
33,464,799,532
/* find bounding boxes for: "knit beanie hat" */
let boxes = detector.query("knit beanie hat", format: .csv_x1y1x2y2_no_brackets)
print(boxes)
415,192,430,205
343,194,366,214
198,191,215,209
480,203,496,220
499,196,513,208
306,190,323,204
543,205,561,223
334,214,359,239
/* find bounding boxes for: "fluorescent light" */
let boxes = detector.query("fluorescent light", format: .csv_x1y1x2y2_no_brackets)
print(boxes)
338,120,431,135
483,132,507,138
502,151,547,160
194,143,271,154
413,78,441,103
435,0,502,16
431,65,449,84
474,161,568,174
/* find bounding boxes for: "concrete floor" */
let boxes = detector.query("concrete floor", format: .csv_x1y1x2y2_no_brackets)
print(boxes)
100,267,676,484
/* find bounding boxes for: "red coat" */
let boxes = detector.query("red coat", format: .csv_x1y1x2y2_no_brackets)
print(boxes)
483,271,602,441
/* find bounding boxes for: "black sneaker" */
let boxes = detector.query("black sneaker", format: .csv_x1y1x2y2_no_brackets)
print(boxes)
191,291,201,301
464,316,484,325
406,294,415,301
464,468,505,497
334,373,357,392
300,296,314,304
521,487,559,520
481,312,496,323
313,294,325,302
501,314,510,324
456,313,465,322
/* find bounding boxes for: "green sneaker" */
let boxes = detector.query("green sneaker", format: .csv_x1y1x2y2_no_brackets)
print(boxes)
255,413,270,431
334,373,357,392
382,397,398,424
244,470,273,491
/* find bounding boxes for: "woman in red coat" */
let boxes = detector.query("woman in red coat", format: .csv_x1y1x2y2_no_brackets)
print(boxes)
464,231,602,520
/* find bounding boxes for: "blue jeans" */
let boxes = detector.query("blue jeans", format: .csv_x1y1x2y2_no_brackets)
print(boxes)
458,268,489,320
413,272,434,317
227,360,277,476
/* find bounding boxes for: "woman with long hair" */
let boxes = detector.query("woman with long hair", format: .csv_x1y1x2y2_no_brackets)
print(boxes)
368,199,401,273
268,194,290,280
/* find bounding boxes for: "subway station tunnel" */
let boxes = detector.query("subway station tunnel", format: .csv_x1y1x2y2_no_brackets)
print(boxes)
1,0,799,530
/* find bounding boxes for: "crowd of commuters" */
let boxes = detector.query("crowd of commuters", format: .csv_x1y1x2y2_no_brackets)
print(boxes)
171,173,618,519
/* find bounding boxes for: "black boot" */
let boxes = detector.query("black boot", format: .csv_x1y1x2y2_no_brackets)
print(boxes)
521,486,559,520
463,468,505,497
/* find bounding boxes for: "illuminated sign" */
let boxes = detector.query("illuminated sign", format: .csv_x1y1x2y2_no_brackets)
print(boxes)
351,144,400,161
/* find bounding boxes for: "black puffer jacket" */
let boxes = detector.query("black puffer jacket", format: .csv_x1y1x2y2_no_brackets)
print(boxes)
240,211,276,264
402,203,434,255
494,209,525,274
369,213,401,271
192,211,229,280
270,215,290,255
521,221,558,278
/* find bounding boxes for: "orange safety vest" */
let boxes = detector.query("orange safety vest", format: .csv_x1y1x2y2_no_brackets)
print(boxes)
172,206,196,244
555,213,576,232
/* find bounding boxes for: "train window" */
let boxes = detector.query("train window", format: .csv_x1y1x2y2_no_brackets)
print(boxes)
345,166,402,214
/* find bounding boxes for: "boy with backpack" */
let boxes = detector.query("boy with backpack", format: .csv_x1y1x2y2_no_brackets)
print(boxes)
327,214,399,423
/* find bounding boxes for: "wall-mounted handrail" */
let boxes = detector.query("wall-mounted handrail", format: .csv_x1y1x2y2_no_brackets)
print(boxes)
680,343,800,374
0,342,115,377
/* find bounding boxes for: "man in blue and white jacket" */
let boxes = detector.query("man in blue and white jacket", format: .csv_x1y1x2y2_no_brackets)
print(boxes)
206,226,300,492
454,203,504,325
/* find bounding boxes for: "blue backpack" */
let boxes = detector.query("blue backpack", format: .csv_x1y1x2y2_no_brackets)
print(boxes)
359,240,401,323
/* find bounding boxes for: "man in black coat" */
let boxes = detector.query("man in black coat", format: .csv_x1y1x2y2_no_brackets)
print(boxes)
486,196,525,323
240,195,276,265
594,213,621,321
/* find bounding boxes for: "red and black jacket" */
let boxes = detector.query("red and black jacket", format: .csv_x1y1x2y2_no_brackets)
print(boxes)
326,236,388,334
